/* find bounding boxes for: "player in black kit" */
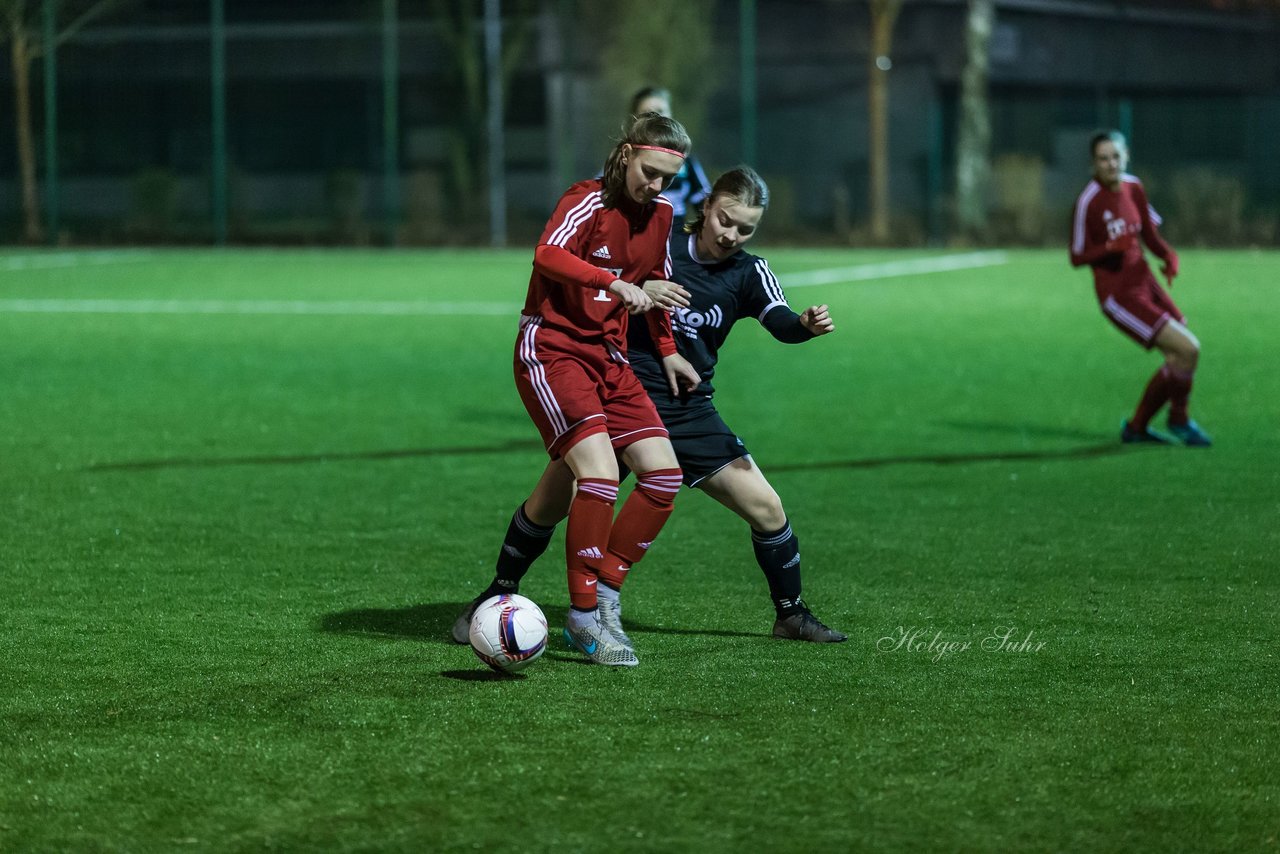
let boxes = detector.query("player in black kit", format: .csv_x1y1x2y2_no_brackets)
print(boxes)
625,166,846,642
451,166,845,647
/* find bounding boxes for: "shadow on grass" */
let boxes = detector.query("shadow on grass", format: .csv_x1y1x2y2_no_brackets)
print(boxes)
770,440,1132,473
84,428,1135,475
318,601,762,646
319,601,491,645
621,619,762,640
83,438,543,472
940,420,1114,442
440,669,527,682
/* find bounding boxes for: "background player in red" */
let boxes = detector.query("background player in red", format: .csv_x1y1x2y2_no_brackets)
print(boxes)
1070,130,1212,446
452,167,846,647
489,112,699,667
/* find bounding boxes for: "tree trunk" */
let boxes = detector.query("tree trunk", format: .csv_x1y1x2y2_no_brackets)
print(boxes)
10,22,42,243
867,0,901,244
955,0,994,242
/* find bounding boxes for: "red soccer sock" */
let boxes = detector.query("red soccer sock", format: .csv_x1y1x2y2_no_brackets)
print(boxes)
598,468,681,590
565,478,618,611
1131,365,1173,431
1166,367,1194,426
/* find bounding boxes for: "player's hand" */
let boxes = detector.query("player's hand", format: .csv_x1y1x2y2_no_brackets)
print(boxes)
661,352,700,398
800,304,834,336
1161,251,1179,287
642,279,691,311
609,279,654,314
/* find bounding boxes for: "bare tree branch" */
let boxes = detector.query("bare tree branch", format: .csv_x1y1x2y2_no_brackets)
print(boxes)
54,0,130,49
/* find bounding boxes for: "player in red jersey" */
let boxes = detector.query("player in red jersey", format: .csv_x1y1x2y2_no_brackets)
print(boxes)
472,112,700,667
452,168,846,649
1070,131,1212,446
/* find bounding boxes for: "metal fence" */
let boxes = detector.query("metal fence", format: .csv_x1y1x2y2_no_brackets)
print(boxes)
2,0,1277,247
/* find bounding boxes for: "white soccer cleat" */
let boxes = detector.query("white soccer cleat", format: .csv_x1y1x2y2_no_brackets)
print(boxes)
563,618,638,667
450,599,480,644
596,596,634,652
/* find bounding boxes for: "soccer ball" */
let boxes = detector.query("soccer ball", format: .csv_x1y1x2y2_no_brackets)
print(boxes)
468,593,548,674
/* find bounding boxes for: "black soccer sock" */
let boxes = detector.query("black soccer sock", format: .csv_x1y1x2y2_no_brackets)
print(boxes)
479,503,557,600
751,521,805,618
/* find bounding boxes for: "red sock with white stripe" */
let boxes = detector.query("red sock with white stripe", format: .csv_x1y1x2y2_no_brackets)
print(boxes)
1166,367,1194,426
566,478,618,611
1131,365,1172,431
598,468,682,590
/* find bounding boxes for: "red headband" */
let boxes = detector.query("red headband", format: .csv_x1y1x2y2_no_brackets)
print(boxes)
631,144,686,159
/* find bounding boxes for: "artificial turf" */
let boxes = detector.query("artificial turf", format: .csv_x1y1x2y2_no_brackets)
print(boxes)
1,247,1276,851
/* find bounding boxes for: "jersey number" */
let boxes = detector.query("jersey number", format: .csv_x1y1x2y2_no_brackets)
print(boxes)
593,268,624,302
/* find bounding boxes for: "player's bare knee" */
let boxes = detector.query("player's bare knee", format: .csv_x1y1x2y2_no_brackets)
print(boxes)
1167,343,1198,373
748,495,786,532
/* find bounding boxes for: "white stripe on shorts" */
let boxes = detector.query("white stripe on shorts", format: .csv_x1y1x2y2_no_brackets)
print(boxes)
1103,294,1155,343
517,316,569,437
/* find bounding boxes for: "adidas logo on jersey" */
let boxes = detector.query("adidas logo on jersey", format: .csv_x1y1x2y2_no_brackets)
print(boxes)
591,245,613,260
576,546,604,559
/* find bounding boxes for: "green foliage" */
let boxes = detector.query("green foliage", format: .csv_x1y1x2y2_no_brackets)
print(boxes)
1166,167,1248,246
429,0,538,232
325,169,368,244
1,248,1277,850
989,153,1046,245
127,166,179,238
583,0,717,143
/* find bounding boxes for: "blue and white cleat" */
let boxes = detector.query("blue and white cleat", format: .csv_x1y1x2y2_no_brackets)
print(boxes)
563,618,638,667
1167,419,1212,447
1120,420,1172,445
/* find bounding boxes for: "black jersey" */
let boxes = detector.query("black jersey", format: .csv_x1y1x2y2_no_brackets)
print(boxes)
661,153,712,219
628,232,814,399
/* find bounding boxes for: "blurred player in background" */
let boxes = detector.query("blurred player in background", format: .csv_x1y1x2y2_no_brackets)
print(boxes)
453,166,846,647
1070,130,1212,446
629,87,712,234
487,112,700,667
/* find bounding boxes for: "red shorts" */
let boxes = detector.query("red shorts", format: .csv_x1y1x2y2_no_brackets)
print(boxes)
1095,273,1184,349
514,316,668,459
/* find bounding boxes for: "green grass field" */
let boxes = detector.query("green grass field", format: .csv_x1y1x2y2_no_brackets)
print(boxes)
2,247,1277,851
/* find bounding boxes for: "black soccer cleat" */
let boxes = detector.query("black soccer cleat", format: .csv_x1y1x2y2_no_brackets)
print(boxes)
772,609,848,643
1120,419,1172,445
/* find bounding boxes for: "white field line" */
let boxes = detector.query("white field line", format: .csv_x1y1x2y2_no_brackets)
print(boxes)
0,251,155,271
0,298,521,316
0,250,1010,316
783,250,1009,288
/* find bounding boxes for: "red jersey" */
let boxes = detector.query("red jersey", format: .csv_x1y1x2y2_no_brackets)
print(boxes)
1069,174,1174,293
522,179,675,362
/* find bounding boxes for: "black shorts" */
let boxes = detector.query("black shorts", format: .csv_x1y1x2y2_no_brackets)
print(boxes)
651,394,750,488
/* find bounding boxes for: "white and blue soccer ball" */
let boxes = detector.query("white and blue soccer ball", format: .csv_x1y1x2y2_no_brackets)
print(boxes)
468,593,548,674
